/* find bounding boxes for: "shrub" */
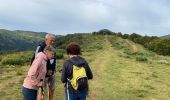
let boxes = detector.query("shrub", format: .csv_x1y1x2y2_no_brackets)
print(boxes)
16,68,23,76
112,42,124,49
1,51,33,65
124,49,134,55
124,55,132,59
56,49,65,53
1,57,22,65
157,60,169,64
136,56,148,62
56,53,64,59
0,56,2,62
92,42,103,50
55,49,64,59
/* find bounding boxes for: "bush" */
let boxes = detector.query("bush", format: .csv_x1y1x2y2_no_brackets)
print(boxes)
136,56,148,62
1,51,33,65
157,60,169,64
56,53,64,59
55,49,64,59
1,57,22,65
0,56,2,62
16,68,23,76
56,49,65,53
124,49,134,55
91,42,103,50
124,55,132,59
112,42,124,49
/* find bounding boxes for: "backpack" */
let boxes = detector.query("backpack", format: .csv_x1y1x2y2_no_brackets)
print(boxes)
69,65,88,91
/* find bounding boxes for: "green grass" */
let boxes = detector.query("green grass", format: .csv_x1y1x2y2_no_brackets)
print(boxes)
0,35,170,100
1,51,33,65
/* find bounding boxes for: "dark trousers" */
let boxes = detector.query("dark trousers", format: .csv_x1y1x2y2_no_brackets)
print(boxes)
22,86,37,100
65,89,87,100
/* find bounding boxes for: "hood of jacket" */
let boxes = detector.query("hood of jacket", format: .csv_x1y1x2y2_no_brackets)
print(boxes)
69,56,86,67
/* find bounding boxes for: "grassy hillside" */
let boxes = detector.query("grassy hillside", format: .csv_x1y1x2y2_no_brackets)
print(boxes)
0,34,170,100
0,29,46,53
160,34,170,39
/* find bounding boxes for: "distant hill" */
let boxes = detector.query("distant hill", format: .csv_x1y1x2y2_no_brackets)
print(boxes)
0,28,169,55
0,29,88,53
0,29,47,53
160,34,170,39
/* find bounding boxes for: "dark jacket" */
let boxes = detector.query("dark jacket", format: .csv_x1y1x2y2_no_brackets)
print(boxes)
31,41,56,76
61,56,93,85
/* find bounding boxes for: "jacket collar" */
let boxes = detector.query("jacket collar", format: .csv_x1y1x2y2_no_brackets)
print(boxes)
41,52,48,61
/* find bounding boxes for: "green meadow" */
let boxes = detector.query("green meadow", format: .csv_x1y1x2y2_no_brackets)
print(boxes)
0,35,170,100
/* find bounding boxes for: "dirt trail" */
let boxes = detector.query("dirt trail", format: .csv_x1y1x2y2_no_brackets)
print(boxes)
124,39,138,52
87,35,115,100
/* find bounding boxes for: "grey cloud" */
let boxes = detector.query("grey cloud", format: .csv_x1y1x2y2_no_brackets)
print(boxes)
0,0,170,36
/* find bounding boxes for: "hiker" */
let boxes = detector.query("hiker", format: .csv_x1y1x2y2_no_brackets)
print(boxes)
22,45,55,100
61,43,93,100
31,33,57,100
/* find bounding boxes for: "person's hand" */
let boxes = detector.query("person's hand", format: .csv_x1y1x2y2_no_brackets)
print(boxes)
37,81,43,87
47,70,53,76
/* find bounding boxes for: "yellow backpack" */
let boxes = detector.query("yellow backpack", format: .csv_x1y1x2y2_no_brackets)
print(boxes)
70,65,88,90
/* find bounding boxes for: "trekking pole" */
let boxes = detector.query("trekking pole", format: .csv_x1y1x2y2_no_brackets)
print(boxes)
67,83,70,100
48,81,51,100
66,78,70,100
41,86,44,100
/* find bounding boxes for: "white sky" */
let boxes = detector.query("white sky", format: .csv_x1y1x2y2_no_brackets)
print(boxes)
0,0,170,36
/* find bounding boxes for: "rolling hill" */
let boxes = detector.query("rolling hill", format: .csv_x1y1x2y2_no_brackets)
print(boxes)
0,29,46,53
160,34,170,39
0,33,170,100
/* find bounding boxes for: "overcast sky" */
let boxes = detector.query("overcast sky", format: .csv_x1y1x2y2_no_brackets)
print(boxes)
0,0,170,36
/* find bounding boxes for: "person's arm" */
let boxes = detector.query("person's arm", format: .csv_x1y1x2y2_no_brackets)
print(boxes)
31,45,43,65
84,62,93,79
53,53,57,72
28,55,43,86
61,62,67,83
35,46,42,56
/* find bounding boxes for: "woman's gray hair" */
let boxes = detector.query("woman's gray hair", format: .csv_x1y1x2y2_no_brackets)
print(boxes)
45,33,56,39
44,45,55,52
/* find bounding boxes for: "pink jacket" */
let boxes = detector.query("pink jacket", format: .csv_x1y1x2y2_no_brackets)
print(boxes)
23,52,47,90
